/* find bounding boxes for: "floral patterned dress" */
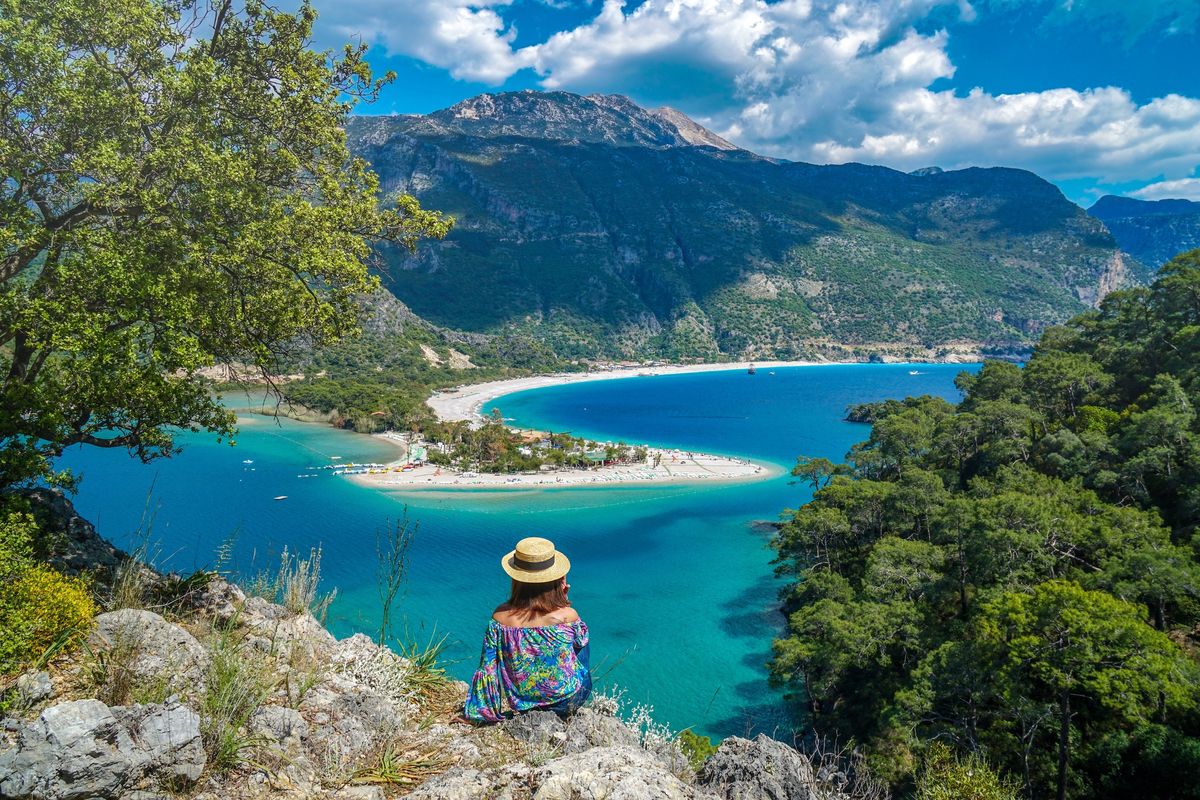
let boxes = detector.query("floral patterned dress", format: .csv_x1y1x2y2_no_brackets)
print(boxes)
463,617,591,722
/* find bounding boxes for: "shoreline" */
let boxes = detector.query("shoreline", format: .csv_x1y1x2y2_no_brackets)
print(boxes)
334,359,970,492
350,446,780,491
356,362,818,491
427,360,836,423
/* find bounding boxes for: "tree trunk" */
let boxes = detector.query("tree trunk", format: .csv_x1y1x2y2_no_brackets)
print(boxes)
1057,690,1071,800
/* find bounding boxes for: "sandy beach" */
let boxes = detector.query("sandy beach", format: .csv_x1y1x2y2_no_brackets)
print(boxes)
340,361,817,491
351,447,778,490
427,360,830,423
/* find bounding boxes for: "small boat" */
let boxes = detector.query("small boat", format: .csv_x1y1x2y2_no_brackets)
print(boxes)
242,459,254,464
908,370,922,376
273,495,288,501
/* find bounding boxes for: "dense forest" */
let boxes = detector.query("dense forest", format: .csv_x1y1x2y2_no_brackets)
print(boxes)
771,249,1200,799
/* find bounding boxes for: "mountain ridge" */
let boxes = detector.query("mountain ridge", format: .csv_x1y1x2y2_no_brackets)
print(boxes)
381,89,741,152
349,90,1148,360
1089,194,1200,267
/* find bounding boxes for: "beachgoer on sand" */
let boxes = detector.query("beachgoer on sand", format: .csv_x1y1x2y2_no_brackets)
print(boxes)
460,537,591,722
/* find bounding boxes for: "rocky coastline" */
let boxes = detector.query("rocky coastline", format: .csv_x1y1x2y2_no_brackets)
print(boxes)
0,494,859,800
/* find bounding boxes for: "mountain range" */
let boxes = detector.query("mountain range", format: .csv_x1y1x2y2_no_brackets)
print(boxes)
1088,195,1200,269
347,91,1151,361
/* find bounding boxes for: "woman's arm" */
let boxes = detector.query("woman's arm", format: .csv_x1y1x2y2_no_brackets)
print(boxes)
463,622,504,722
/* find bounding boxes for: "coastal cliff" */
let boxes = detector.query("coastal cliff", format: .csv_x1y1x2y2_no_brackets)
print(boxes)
0,494,860,800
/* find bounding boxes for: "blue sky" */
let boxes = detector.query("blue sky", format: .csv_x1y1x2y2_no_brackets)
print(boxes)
305,0,1200,206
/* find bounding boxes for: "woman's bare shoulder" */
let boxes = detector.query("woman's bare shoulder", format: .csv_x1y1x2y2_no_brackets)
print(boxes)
551,606,580,623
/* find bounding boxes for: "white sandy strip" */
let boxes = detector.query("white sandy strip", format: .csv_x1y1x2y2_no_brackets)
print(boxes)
427,360,831,423
345,362,828,491
351,448,779,491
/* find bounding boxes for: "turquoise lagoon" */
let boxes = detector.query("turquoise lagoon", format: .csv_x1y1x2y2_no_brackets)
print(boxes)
60,363,974,737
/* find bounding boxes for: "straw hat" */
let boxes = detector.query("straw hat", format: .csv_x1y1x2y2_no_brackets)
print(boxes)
502,537,571,583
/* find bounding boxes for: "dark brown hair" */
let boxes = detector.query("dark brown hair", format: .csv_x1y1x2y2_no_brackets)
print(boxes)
504,578,569,617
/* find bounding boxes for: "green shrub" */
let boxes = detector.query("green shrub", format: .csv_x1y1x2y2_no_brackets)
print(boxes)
0,564,97,674
0,511,96,674
677,728,718,770
0,511,35,580
916,743,1019,800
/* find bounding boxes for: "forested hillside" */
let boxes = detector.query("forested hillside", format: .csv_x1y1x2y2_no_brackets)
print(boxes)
347,92,1146,361
771,250,1200,799
273,292,566,433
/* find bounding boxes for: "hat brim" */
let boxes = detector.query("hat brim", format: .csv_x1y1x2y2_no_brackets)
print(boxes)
501,550,570,583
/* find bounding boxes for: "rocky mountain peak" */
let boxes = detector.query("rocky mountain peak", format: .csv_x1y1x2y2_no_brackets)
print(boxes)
426,90,739,150
650,106,738,150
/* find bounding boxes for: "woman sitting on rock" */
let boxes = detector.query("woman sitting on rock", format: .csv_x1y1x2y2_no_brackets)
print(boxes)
463,537,591,722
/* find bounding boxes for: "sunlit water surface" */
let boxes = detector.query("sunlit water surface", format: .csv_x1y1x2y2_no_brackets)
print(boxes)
62,362,973,737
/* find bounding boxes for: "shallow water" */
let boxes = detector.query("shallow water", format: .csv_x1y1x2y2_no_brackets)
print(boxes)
61,362,973,737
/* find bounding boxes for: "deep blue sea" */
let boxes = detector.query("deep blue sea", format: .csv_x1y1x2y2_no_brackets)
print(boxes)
60,363,974,737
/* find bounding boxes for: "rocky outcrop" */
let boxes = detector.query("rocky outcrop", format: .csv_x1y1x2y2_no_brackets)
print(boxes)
502,709,642,755
700,735,836,799
408,746,703,800
22,489,127,580
0,699,204,800
88,609,211,700
651,106,738,150
1,529,856,800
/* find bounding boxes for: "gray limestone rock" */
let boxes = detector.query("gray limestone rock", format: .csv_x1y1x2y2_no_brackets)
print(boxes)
0,698,204,800
111,701,206,783
13,672,54,707
249,705,309,747
184,576,246,623
406,746,706,800
333,786,386,800
88,609,210,698
405,764,531,800
564,708,641,753
500,708,641,756
697,735,827,800
534,746,705,800
500,709,566,746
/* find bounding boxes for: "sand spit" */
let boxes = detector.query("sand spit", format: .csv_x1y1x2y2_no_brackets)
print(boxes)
340,362,820,491
351,447,777,491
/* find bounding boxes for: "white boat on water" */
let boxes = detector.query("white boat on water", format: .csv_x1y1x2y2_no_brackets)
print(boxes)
273,495,287,501
908,370,923,375
242,459,253,464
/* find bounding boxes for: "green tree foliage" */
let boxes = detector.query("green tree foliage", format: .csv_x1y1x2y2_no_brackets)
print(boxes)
771,250,1200,798
0,0,451,490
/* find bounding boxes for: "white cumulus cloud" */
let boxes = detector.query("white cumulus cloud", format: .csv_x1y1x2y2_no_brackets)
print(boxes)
307,0,531,84
307,0,1200,197
1132,177,1200,201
